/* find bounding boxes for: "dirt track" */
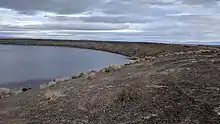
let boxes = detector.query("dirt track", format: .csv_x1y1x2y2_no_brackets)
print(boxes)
0,39,220,124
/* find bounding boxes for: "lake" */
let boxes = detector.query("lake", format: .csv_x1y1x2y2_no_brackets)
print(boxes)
0,45,128,88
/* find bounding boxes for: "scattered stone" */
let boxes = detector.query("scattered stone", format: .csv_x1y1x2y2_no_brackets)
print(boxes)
214,106,220,115
191,60,198,63
1,40,220,123
141,114,157,120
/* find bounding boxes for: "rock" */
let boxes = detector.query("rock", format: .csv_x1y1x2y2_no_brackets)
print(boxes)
214,106,220,115
22,88,32,92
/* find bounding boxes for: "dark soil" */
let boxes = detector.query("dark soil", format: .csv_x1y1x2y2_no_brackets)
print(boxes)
0,39,220,124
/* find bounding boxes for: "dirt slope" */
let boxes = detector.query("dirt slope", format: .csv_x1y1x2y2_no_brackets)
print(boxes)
0,40,220,124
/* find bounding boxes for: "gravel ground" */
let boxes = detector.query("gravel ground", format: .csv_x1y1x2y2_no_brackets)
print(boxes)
0,39,220,124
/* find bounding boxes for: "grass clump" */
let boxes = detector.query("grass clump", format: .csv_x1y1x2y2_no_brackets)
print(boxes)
0,88,13,98
102,68,110,73
72,69,97,80
40,81,57,89
114,87,142,106
55,77,70,82
45,90,65,102
101,64,123,73
85,71,96,80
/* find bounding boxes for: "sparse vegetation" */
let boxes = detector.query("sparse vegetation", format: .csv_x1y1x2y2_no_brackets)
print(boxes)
55,77,70,82
101,67,110,73
0,88,13,98
114,87,142,106
1,39,220,123
45,90,65,101
72,72,84,79
85,71,96,80
72,70,97,80
101,64,123,73
40,81,57,89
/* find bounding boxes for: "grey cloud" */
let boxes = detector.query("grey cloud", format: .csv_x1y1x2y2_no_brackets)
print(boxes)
1,0,220,44
167,14,220,27
0,0,219,15
49,15,151,24
0,22,129,31
35,23,128,30
182,0,220,5
0,0,102,14
0,0,180,15
78,16,154,23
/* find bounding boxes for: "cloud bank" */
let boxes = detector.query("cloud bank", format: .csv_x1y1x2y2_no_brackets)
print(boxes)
0,0,220,44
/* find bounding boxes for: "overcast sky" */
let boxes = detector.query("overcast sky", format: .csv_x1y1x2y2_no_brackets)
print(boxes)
0,0,220,44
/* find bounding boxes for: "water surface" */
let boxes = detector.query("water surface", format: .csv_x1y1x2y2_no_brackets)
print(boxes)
0,45,128,88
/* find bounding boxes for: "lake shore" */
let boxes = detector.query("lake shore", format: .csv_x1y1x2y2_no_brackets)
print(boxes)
0,38,213,58
0,38,220,123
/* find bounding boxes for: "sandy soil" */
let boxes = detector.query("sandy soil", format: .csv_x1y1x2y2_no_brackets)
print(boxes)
0,39,220,124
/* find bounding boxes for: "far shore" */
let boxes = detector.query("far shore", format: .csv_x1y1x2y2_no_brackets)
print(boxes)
0,38,219,58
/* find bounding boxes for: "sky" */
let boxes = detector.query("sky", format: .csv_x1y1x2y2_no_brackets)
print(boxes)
0,0,220,44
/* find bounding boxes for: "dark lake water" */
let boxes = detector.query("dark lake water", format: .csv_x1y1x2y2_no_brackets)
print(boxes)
0,45,128,88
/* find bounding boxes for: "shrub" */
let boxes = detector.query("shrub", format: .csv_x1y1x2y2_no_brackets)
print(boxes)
101,67,110,73
72,72,84,79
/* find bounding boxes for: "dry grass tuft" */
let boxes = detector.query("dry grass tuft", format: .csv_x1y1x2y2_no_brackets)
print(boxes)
85,71,96,80
54,77,70,82
0,88,13,98
82,69,97,80
101,64,123,73
124,58,144,65
40,81,57,89
72,69,97,80
45,90,65,101
114,87,142,106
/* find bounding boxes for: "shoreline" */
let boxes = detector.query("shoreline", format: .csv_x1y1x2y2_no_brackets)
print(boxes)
0,38,220,123
0,42,131,90
0,38,218,94
0,38,216,58
0,58,137,97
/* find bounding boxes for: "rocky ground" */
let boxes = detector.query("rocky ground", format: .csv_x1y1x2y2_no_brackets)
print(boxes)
0,39,220,124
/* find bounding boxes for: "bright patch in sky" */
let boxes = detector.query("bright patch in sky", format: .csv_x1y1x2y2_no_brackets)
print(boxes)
0,0,220,44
